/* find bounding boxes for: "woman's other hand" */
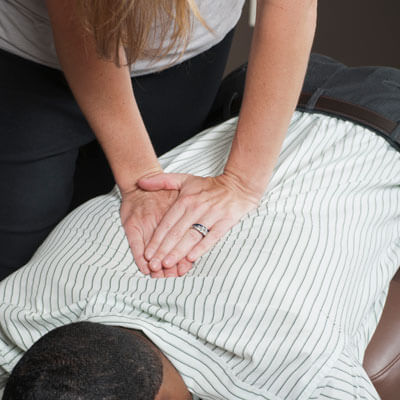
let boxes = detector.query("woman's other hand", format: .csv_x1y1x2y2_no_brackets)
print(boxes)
120,187,196,278
138,172,261,276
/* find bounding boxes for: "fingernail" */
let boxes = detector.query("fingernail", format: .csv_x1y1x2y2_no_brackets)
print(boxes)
163,255,175,268
149,258,161,271
145,248,154,261
187,253,196,262
142,264,150,275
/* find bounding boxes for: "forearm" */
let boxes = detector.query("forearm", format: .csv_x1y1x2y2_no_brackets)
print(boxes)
46,0,161,193
224,0,317,196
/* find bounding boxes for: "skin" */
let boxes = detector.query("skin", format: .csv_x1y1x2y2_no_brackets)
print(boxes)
45,0,318,278
139,0,318,277
155,349,192,400
121,329,191,400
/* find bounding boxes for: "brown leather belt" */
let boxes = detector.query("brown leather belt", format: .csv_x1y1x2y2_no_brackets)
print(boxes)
298,93,397,136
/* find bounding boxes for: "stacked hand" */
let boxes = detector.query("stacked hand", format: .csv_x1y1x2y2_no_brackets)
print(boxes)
120,173,261,278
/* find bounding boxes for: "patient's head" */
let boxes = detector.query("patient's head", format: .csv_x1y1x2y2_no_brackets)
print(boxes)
3,322,191,400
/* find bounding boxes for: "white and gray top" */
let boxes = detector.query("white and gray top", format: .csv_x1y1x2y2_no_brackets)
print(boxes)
0,0,245,76
1,112,400,399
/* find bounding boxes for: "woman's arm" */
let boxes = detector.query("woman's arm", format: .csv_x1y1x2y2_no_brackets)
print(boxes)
45,0,161,190
45,0,183,275
224,0,317,196
140,0,318,274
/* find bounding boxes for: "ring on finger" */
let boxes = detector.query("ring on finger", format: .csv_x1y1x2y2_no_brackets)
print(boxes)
190,223,209,237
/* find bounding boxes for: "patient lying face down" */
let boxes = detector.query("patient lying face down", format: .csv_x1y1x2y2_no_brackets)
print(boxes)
3,52,400,399
1,107,400,399
3,322,191,400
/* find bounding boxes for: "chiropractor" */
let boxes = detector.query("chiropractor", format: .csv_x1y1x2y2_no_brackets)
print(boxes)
49,0,317,278
0,0,317,279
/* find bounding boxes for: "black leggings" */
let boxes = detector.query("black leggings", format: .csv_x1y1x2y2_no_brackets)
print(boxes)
0,30,234,280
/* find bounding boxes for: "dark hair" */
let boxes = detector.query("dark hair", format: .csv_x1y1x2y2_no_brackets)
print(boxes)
3,322,163,400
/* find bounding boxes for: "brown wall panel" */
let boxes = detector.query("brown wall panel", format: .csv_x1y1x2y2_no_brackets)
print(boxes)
313,0,400,67
225,0,400,75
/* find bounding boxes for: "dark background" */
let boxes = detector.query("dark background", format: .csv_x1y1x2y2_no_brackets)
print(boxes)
225,0,400,75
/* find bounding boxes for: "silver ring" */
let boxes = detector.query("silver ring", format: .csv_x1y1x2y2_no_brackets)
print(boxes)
191,223,209,237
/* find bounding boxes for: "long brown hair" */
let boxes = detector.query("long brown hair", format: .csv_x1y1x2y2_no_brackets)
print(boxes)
77,0,208,66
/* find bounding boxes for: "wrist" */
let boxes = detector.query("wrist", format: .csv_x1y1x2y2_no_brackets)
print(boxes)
220,169,266,202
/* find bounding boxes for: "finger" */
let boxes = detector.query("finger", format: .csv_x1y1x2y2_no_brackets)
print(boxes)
151,269,165,279
178,259,193,276
161,224,206,269
125,212,159,275
138,173,186,191
161,212,214,268
125,225,151,275
144,201,188,264
142,217,157,249
164,265,179,278
187,219,233,262
149,208,207,270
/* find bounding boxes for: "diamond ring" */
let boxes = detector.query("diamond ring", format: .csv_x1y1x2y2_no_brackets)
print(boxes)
191,223,209,237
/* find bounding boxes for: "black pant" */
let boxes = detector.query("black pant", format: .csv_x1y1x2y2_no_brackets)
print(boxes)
0,30,234,280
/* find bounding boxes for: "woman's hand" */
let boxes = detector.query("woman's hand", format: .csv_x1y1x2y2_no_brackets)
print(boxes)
120,188,194,278
137,172,262,276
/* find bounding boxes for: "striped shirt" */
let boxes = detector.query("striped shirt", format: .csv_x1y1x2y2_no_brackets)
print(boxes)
1,112,400,399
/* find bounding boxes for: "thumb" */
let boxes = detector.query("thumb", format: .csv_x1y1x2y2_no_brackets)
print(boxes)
138,173,187,191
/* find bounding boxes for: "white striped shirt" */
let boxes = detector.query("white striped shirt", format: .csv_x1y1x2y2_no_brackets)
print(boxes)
1,112,400,399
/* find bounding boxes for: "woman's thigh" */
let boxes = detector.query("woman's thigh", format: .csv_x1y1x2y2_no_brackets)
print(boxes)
0,49,93,279
0,150,79,280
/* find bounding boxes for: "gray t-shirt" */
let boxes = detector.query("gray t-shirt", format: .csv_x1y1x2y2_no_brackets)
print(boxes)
0,0,245,76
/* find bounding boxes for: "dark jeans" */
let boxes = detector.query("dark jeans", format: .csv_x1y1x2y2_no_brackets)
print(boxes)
0,30,234,280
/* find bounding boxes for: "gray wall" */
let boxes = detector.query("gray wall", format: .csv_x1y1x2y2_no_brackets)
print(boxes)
225,0,400,75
